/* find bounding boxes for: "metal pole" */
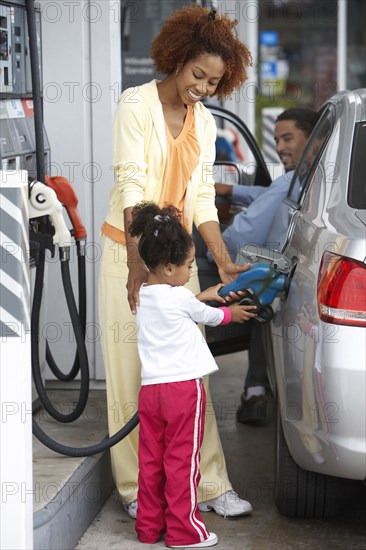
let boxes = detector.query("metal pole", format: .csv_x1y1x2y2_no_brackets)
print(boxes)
219,0,258,159
337,0,347,91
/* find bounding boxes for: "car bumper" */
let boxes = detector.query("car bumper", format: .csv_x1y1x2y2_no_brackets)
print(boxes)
281,324,366,480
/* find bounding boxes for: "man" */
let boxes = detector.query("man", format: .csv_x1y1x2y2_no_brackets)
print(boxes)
211,107,320,423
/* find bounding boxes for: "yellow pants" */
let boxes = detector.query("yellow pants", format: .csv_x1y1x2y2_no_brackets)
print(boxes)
98,236,232,504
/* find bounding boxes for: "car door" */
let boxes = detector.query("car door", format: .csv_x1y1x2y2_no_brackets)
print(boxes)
195,105,272,356
265,104,337,455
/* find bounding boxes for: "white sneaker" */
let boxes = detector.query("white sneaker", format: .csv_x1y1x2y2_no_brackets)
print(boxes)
168,532,218,548
198,490,252,517
123,499,138,519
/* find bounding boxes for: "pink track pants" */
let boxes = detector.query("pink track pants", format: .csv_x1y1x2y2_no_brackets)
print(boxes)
135,378,210,546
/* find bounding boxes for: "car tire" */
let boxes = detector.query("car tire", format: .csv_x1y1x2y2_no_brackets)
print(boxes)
275,410,341,518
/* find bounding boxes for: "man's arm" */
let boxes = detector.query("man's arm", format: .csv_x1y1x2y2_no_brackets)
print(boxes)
215,182,270,206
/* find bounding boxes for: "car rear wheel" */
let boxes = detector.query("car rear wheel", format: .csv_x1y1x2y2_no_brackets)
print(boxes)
275,411,341,518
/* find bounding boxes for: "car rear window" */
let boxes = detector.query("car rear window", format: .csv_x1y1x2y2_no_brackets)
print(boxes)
348,122,366,209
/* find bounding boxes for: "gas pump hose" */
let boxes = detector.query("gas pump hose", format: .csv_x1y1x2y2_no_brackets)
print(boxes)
31,248,89,423
32,412,139,457
45,251,86,382
31,245,141,453
32,246,140,456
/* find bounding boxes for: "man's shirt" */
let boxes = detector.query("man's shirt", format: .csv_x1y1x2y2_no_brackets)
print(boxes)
208,170,295,262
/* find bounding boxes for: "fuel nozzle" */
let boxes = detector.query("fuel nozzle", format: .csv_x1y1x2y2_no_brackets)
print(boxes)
45,176,87,244
219,264,287,323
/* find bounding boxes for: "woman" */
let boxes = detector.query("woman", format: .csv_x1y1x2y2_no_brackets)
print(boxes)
99,5,253,520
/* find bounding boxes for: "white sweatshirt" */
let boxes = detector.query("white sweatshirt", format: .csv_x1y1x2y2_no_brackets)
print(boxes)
136,284,225,385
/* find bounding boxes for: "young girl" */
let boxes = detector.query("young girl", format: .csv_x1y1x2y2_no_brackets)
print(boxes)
129,202,256,549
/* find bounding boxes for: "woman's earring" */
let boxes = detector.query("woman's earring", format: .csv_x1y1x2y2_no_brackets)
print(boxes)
175,66,179,76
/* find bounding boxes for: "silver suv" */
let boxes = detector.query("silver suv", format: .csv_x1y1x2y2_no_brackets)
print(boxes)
200,90,365,517
263,88,366,517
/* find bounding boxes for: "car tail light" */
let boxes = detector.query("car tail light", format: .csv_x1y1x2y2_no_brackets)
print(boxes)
318,252,366,327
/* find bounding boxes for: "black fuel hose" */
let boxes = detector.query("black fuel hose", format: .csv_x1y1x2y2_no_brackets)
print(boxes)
46,253,86,381
32,250,140,451
31,249,89,422
31,250,140,452
32,412,139,457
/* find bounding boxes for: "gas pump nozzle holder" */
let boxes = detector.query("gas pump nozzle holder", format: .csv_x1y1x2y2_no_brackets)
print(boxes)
29,180,72,255
29,176,88,259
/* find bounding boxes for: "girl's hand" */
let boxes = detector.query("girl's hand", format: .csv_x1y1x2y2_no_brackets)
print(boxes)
197,284,247,304
126,259,149,314
228,303,257,323
196,283,226,303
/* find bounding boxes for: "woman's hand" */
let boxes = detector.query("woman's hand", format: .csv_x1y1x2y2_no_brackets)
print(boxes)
198,220,252,299
126,259,149,314
228,303,257,323
218,262,252,302
215,183,233,197
218,260,251,285
124,206,149,314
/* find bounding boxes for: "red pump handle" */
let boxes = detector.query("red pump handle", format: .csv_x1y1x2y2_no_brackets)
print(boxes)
45,176,87,240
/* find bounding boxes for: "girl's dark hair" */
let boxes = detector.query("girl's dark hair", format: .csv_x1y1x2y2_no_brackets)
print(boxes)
129,202,194,271
150,5,252,100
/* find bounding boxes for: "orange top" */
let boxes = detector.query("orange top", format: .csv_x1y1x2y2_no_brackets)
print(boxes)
102,106,200,245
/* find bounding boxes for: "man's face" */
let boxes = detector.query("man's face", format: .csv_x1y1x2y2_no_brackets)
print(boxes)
274,120,309,171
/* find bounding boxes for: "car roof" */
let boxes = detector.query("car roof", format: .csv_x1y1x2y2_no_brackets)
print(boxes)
324,88,366,122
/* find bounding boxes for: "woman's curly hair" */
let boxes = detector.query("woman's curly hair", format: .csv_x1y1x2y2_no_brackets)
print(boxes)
129,202,193,271
150,5,252,100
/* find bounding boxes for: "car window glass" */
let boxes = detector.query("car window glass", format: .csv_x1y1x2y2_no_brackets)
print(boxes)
207,105,272,188
285,106,335,208
348,122,366,209
213,115,261,186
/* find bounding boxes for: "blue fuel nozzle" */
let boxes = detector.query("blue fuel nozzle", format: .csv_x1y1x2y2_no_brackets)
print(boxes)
219,263,287,307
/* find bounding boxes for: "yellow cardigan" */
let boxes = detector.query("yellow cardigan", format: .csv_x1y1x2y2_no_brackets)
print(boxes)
105,79,219,234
